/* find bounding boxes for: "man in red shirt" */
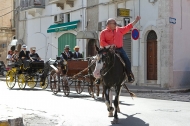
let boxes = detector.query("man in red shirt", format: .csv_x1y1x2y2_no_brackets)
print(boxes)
99,16,141,83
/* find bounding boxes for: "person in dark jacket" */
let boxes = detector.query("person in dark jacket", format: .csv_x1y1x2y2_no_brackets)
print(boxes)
60,45,73,61
19,45,30,60
29,47,42,62
73,46,83,59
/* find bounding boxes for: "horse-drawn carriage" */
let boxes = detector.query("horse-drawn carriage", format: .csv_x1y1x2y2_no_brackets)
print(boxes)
49,57,98,97
6,59,49,90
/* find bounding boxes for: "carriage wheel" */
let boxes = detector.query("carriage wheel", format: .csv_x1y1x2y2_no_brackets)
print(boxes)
50,74,59,95
62,78,70,96
75,80,84,94
40,76,49,89
26,76,37,89
6,70,16,89
18,74,26,90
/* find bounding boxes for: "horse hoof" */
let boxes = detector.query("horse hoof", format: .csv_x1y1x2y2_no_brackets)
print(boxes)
108,112,113,117
111,118,119,124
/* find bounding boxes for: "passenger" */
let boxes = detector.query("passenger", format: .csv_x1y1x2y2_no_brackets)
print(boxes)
73,46,83,59
29,47,42,62
7,50,13,68
60,45,73,61
12,49,19,62
19,45,30,60
19,45,30,68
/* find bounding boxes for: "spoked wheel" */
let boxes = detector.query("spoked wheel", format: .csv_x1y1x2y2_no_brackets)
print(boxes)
26,76,37,89
62,77,70,96
40,76,49,89
6,70,16,89
18,74,26,90
50,73,59,95
75,80,84,94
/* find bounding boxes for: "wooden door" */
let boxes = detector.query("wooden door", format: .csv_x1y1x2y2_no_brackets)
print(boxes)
147,30,157,80
87,39,96,57
58,33,76,55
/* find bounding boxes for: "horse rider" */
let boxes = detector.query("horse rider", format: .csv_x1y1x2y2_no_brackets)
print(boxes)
60,45,73,61
73,46,83,59
98,16,141,83
29,47,42,62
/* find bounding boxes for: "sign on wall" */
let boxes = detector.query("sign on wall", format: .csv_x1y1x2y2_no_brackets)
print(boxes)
117,8,130,17
132,29,140,40
169,17,176,24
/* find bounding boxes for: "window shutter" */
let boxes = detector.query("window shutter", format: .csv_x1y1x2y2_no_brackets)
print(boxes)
123,33,131,61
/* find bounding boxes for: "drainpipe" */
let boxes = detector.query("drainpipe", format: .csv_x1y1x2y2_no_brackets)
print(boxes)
82,0,85,58
137,0,141,85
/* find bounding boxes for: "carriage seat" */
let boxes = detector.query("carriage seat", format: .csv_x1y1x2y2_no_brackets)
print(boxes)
30,61,44,69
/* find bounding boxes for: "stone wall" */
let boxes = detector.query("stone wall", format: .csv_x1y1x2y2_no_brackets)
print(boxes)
157,0,172,88
0,0,15,65
87,0,99,31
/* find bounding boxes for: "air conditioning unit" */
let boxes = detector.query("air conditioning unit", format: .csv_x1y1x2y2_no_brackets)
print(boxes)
54,14,64,23
98,21,106,31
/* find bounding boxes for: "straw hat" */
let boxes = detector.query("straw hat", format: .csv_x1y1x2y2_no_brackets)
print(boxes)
32,47,36,50
74,46,80,50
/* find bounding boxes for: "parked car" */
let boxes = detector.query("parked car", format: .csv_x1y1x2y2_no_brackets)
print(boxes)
0,61,8,76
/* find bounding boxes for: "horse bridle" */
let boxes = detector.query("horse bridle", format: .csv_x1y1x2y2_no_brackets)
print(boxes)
99,49,116,77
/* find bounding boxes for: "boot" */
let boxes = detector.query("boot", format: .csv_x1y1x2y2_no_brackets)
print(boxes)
127,72,135,83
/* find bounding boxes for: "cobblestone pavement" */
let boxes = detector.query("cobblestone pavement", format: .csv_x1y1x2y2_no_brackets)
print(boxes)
122,92,190,102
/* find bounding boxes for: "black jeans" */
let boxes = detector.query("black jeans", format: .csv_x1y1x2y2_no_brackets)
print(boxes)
116,47,132,75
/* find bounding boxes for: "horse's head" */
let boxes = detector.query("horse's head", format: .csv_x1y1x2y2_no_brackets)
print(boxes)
93,45,115,79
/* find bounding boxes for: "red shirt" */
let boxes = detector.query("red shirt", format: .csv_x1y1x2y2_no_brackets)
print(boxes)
100,23,133,48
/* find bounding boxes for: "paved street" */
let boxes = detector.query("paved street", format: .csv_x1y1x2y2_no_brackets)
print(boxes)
0,80,190,126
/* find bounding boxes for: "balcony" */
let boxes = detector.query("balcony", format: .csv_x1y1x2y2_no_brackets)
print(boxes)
20,0,45,16
49,0,75,10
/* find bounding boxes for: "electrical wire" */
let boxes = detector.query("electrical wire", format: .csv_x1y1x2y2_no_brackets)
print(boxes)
0,6,12,11
0,10,14,18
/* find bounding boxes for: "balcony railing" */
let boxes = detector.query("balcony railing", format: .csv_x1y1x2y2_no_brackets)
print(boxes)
20,0,45,11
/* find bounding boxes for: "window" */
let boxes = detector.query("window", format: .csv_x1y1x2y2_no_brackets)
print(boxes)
65,13,70,22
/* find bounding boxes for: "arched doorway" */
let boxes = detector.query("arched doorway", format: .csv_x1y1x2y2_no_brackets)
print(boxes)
87,39,96,57
147,30,157,80
58,33,76,55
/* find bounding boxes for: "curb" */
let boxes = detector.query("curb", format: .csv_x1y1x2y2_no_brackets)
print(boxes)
121,89,190,93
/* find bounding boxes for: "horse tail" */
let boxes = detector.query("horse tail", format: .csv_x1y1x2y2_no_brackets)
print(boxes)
123,84,136,99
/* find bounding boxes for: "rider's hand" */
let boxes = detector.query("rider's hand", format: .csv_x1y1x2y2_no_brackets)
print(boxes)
111,44,116,48
22,57,25,59
135,16,141,22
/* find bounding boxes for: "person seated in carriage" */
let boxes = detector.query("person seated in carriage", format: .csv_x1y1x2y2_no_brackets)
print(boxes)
29,47,43,62
19,45,30,60
11,49,19,62
73,46,83,59
19,45,30,68
60,45,73,61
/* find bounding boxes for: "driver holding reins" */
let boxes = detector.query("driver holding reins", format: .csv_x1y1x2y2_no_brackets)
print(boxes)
99,16,141,83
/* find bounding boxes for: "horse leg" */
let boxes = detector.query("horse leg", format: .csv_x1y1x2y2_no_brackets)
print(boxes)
117,86,122,113
96,85,100,96
112,86,121,124
108,89,114,117
102,84,105,100
104,87,114,117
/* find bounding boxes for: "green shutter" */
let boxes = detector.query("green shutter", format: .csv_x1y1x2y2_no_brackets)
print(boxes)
58,33,76,55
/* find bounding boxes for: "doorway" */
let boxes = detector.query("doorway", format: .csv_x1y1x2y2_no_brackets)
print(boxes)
87,39,96,57
147,30,157,80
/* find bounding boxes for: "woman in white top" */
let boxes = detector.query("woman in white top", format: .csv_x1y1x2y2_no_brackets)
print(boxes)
7,50,13,67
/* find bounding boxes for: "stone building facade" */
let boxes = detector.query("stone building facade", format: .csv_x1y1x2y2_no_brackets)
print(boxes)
0,0,15,65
